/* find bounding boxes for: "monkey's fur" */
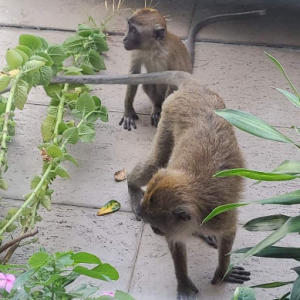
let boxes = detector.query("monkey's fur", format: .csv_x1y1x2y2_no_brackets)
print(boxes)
119,8,265,131
126,73,250,299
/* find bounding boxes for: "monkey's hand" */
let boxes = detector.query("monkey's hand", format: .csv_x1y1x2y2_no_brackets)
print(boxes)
119,112,139,131
193,233,218,249
128,185,144,221
151,106,161,127
211,266,251,285
177,278,199,300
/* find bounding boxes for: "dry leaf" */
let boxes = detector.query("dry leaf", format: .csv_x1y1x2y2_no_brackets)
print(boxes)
114,168,127,182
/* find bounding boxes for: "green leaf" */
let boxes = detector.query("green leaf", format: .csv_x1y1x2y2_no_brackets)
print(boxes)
93,35,109,52
62,127,79,144
275,88,300,109
63,153,79,166
76,93,96,116
15,45,33,57
232,287,256,300
45,84,62,98
30,175,41,189
40,274,61,286
79,124,95,143
215,109,296,145
63,35,85,51
46,145,63,158
6,223,17,232
0,76,11,92
55,165,70,179
244,214,290,231
97,200,121,216
6,49,23,69
39,37,49,50
233,246,300,261
13,269,35,289
58,122,69,134
39,66,52,86
71,252,101,264
99,105,108,122
47,44,66,65
41,115,56,142
14,49,29,64
47,105,58,117
114,291,137,300
74,263,119,281
14,80,28,109
252,281,294,289
290,276,300,300
28,251,49,268
266,52,300,100
0,178,8,190
40,195,51,210
88,49,105,70
80,63,95,75
215,168,298,181
19,34,42,51
37,52,54,66
32,69,41,87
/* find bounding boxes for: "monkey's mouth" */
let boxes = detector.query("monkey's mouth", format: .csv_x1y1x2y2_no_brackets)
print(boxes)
151,225,165,236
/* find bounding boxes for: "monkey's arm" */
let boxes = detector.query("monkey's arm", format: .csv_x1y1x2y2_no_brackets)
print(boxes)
119,53,142,131
127,114,174,217
168,240,199,299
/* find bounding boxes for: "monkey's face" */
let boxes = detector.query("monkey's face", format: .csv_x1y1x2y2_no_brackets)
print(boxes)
123,20,142,50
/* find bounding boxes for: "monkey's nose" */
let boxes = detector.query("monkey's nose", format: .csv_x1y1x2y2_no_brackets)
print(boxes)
123,37,127,43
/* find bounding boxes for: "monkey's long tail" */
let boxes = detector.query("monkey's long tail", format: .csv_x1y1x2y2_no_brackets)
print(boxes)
186,9,266,66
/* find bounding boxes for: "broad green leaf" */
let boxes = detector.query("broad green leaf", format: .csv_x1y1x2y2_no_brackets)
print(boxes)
55,165,70,179
41,115,56,142
97,200,121,216
215,109,295,145
39,65,52,86
14,80,28,109
86,112,101,123
72,108,83,119
93,95,101,107
266,52,300,100
30,175,41,189
31,54,48,64
32,69,41,87
233,246,300,261
69,285,98,297
14,49,28,64
58,122,69,134
0,178,8,190
47,105,58,117
78,124,95,143
63,35,85,52
93,35,109,52
39,37,49,50
19,34,42,51
114,290,137,300
230,215,300,270
13,269,35,289
275,88,300,109
40,195,51,210
62,127,79,144
88,49,105,70
203,190,300,224
47,44,66,65
80,63,95,75
74,263,119,281
76,93,96,116
215,168,298,181
40,274,61,286
290,276,300,300
244,214,290,231
71,252,101,264
99,105,108,122
252,281,294,289
15,45,33,57
6,223,17,232
63,153,78,166
46,145,63,158
36,52,54,66
28,251,49,268
0,76,11,92
6,49,23,69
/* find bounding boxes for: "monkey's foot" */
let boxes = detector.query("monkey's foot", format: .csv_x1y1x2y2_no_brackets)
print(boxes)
194,233,218,249
177,279,199,300
151,107,161,127
211,266,251,285
119,113,139,131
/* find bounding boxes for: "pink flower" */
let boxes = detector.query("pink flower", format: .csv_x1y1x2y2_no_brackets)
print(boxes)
102,291,115,297
0,273,15,293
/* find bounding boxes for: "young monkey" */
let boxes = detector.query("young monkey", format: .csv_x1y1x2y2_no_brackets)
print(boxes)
119,8,265,131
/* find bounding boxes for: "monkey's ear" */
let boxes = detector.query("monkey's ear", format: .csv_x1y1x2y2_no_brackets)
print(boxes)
154,26,165,40
172,206,191,221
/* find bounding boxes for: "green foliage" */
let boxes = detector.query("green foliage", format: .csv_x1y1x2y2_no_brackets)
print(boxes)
0,249,135,300
215,53,300,299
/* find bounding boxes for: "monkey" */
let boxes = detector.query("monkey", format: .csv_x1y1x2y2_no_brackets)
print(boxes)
119,8,265,131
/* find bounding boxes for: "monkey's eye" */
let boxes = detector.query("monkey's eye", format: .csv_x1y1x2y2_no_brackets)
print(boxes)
130,27,136,34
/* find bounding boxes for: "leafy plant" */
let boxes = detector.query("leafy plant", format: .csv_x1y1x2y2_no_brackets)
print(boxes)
0,249,135,300
203,53,300,299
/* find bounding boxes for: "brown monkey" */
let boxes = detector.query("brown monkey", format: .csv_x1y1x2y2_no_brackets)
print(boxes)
119,8,265,131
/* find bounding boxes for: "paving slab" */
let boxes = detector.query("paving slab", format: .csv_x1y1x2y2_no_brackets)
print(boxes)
0,199,142,295
129,224,297,300
0,0,195,38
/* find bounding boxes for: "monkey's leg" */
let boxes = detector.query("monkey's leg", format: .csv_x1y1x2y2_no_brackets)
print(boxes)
127,116,174,218
168,240,199,300
211,233,250,284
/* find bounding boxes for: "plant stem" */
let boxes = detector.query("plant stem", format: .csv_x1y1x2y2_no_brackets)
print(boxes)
0,74,20,174
53,84,69,144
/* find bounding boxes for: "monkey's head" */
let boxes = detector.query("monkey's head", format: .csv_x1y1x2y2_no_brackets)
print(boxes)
123,8,167,51
139,169,197,238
